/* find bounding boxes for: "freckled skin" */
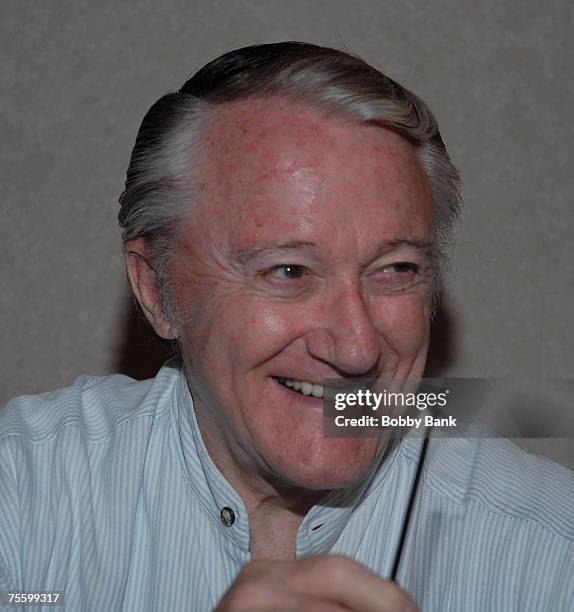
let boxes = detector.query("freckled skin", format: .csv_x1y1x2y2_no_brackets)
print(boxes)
168,96,435,494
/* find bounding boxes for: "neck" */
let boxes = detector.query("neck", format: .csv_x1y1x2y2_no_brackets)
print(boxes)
194,406,331,560
246,492,317,560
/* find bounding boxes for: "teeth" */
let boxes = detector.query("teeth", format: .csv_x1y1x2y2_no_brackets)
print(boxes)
276,377,324,399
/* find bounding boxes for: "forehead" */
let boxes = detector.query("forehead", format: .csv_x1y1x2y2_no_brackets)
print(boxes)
188,96,433,252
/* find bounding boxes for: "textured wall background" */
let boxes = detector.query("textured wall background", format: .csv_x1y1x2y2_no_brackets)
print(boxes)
1,1,572,464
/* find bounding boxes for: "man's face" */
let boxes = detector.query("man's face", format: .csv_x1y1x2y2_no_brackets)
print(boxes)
168,97,435,491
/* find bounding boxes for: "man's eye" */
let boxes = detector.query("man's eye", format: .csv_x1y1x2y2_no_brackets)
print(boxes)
383,262,420,275
265,264,307,280
370,262,421,289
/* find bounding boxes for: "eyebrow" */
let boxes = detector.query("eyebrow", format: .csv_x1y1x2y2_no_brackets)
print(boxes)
234,237,435,265
372,237,436,259
234,241,318,263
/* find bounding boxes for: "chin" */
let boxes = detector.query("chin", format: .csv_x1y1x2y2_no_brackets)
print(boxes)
267,437,383,492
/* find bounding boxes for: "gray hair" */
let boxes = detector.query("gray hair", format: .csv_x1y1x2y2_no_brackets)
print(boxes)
118,42,462,319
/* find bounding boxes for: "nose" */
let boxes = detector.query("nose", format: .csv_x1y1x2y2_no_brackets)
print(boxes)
306,280,381,376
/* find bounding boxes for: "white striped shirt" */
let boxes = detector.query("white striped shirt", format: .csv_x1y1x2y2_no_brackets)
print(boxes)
0,359,572,611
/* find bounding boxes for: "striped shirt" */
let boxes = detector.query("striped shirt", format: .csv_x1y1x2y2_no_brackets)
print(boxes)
0,359,572,611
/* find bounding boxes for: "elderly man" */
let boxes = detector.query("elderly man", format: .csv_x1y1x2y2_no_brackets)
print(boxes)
1,42,572,611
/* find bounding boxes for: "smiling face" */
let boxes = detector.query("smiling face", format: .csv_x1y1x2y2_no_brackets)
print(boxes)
167,96,435,492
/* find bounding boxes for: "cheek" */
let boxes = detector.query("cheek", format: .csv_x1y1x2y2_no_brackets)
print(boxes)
184,293,303,375
375,297,430,357
224,299,303,365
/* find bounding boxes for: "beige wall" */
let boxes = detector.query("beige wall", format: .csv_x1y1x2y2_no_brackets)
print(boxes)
1,1,572,464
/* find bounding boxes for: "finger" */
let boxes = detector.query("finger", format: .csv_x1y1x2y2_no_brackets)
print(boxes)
286,555,418,612
216,567,353,612
291,599,353,612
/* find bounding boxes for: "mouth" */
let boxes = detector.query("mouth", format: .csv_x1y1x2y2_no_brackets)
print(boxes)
272,376,379,402
272,376,325,399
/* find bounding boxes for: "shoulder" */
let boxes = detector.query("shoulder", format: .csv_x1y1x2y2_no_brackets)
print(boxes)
396,433,574,610
0,359,182,446
410,430,574,541
0,360,185,594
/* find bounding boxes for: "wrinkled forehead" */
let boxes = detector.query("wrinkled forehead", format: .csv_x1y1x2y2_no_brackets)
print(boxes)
196,96,427,190
187,96,433,251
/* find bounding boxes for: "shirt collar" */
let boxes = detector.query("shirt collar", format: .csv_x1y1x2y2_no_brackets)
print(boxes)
172,361,406,556
173,363,251,552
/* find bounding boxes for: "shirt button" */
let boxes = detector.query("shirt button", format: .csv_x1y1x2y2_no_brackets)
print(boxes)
220,507,235,527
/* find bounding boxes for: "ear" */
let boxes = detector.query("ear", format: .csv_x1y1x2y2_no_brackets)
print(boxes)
124,238,177,340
